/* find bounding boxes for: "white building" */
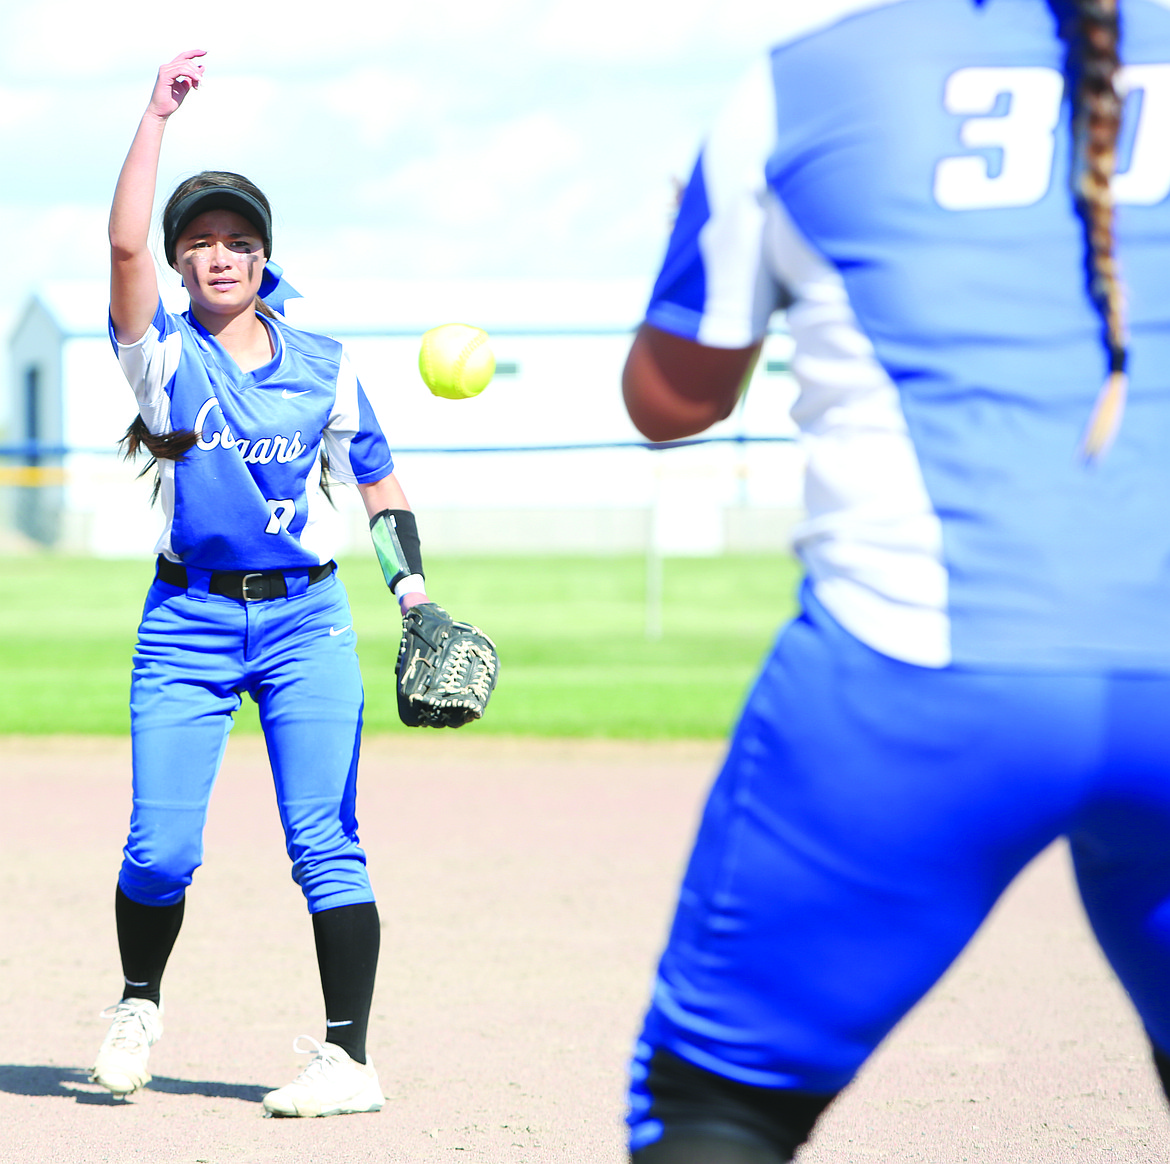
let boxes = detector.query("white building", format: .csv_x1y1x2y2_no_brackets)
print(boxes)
3,277,803,557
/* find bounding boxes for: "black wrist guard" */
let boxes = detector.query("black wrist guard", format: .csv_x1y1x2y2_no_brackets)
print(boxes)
370,508,425,592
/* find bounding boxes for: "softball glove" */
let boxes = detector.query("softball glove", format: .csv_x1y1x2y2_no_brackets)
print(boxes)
396,603,499,728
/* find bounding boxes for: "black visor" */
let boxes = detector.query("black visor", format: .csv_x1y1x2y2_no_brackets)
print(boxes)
164,186,272,265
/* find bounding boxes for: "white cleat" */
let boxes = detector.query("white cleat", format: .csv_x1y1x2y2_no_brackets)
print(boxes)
90,997,163,1098
263,1035,385,1118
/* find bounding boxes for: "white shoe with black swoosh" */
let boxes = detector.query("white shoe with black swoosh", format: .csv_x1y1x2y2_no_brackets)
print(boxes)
263,1036,384,1118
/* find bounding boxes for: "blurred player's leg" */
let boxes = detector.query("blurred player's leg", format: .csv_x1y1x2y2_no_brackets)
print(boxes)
629,589,1102,1157
635,1135,786,1163
1069,671,1170,1106
631,1049,833,1162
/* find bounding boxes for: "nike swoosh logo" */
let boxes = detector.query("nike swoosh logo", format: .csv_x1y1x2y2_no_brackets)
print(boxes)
282,389,310,398
329,625,352,636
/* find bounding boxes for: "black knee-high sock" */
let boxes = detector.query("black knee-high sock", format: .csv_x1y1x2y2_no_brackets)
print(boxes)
630,1051,835,1164
634,1136,790,1163
115,885,185,1006
312,902,380,1064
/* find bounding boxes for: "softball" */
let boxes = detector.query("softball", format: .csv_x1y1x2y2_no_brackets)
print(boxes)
418,323,496,400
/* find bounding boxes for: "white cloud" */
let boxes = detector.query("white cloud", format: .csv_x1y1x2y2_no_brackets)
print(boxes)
0,203,109,280
532,0,717,63
159,74,281,169
356,110,583,223
319,68,426,149
0,0,544,79
0,85,51,132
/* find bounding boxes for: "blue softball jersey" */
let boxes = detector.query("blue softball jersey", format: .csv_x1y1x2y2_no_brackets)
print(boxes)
110,301,394,572
649,0,1170,670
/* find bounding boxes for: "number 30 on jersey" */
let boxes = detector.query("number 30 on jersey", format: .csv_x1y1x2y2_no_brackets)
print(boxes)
933,64,1170,210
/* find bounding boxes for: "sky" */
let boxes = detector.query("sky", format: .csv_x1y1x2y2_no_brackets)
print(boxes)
0,0,802,340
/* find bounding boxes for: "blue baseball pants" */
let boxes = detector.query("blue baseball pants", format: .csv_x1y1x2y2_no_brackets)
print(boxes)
118,569,374,914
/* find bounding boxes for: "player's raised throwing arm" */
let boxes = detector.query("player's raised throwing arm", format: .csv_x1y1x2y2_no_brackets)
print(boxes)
109,49,206,345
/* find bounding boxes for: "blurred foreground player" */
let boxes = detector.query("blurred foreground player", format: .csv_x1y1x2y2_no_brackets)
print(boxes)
623,2,1170,1160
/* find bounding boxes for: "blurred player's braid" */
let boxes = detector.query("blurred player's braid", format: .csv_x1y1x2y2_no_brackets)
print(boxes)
1053,0,1128,459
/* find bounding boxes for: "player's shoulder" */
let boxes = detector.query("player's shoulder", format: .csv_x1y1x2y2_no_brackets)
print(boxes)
760,0,914,52
736,0,953,120
268,316,344,362
110,298,184,350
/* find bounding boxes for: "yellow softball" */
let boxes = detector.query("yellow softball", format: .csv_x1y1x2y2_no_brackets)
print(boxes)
418,323,496,400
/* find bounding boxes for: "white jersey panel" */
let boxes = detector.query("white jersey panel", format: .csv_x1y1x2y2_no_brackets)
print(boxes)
696,58,785,349
115,323,182,561
298,452,336,565
154,462,178,562
767,193,950,666
115,324,181,437
321,349,364,485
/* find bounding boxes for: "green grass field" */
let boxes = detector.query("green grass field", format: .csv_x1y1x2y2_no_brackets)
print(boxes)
0,554,802,738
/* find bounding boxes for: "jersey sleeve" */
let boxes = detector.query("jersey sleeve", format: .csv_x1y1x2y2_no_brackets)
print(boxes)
108,299,183,435
646,55,787,349
321,348,396,484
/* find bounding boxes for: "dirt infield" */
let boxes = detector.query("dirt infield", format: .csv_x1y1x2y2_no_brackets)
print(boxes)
1,735,1168,1163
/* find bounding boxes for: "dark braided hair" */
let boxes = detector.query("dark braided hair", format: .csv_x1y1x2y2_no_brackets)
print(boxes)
120,415,199,505
1051,0,1128,459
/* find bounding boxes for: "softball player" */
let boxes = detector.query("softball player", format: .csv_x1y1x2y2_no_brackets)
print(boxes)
623,2,1170,1159
89,50,430,1117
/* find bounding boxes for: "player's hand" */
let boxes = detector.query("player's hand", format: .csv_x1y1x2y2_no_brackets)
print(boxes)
399,591,429,613
146,50,206,120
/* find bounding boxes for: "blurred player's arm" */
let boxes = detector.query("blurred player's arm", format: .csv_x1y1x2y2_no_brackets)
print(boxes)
623,323,761,442
359,475,429,612
109,50,206,345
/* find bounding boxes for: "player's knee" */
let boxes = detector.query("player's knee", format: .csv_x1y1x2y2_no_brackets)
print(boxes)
290,851,372,913
629,1049,836,1164
118,856,194,907
122,813,205,901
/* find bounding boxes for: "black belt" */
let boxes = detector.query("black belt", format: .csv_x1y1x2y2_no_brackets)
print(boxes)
156,555,336,601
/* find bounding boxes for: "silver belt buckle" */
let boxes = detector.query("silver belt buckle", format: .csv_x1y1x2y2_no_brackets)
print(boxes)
241,572,265,601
